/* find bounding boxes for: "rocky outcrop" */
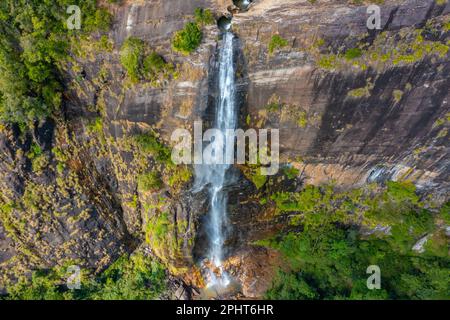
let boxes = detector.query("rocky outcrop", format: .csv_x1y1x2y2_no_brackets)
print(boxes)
233,0,449,198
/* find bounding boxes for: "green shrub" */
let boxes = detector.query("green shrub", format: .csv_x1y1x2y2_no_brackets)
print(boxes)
143,53,166,75
120,37,145,82
97,35,114,52
27,143,42,160
5,269,65,300
134,133,171,163
5,253,167,300
385,180,419,204
56,162,65,174
146,212,171,245
172,22,203,55
84,8,112,32
168,166,192,188
0,1,111,127
268,35,289,55
266,271,318,300
251,170,268,189
32,154,49,173
344,48,363,60
120,39,174,83
318,54,338,69
143,52,174,82
91,253,166,300
297,111,308,128
138,172,163,192
440,202,450,224
262,182,449,300
266,102,281,112
282,166,300,179
86,117,103,134
194,8,215,26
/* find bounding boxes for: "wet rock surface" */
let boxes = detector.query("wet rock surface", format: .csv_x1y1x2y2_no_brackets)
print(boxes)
223,246,283,298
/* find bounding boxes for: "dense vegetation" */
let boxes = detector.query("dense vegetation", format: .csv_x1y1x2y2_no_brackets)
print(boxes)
133,131,192,191
260,182,449,300
120,37,146,82
0,0,111,127
171,8,214,55
120,37,175,84
172,22,203,55
138,172,163,192
194,8,215,26
268,35,289,55
134,132,172,163
4,253,166,300
4,252,166,300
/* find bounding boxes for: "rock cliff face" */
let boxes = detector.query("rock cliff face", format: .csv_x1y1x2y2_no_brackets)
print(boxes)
235,0,449,193
0,0,449,298
226,0,449,296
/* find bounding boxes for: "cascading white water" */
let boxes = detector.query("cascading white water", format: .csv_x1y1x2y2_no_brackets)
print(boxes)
193,32,236,288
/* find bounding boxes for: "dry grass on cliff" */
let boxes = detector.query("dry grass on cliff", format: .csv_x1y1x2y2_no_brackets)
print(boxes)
177,62,205,82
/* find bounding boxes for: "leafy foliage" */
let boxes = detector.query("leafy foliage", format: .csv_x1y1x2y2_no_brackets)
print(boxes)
6,269,67,300
171,7,215,55
146,212,171,248
120,37,145,82
134,132,172,164
194,8,215,26
282,166,300,179
344,48,363,60
120,38,175,83
266,271,319,300
168,166,192,188
263,182,450,300
138,172,163,192
172,22,203,55
268,35,289,55
133,132,192,193
240,163,268,190
88,253,166,300
5,253,167,300
86,117,103,135
0,0,110,126
143,52,174,83
143,53,167,76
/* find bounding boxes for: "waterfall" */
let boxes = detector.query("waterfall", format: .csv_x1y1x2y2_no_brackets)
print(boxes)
194,31,236,289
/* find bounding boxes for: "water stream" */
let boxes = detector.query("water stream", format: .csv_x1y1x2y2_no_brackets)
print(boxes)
193,31,237,291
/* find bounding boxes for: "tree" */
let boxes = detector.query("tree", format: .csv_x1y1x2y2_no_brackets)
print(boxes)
172,22,202,55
